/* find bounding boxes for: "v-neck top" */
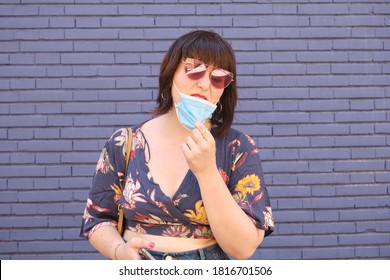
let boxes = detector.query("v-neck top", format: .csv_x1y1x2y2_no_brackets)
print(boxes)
80,123,274,239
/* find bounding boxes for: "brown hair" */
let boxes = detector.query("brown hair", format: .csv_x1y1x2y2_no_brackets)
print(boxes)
153,30,237,138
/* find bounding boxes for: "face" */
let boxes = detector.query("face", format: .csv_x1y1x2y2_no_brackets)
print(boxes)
172,58,234,104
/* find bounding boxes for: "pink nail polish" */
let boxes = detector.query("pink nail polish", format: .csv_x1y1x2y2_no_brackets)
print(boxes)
149,242,155,248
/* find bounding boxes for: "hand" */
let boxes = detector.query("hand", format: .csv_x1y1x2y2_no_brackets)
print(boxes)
116,238,155,260
181,122,217,177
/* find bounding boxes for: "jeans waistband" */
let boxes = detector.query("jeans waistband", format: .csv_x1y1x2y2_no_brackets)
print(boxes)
145,243,230,260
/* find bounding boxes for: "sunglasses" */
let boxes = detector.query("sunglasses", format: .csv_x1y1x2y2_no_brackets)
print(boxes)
182,58,234,89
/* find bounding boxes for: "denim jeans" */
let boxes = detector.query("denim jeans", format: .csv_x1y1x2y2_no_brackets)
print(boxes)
145,243,229,260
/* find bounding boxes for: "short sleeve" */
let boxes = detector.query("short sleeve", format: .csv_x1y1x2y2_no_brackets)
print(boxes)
80,128,129,239
227,132,274,237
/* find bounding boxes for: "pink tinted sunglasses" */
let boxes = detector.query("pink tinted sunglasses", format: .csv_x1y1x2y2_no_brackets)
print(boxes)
182,58,234,89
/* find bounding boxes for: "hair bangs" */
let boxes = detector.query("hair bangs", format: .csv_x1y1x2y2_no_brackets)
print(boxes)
180,33,234,74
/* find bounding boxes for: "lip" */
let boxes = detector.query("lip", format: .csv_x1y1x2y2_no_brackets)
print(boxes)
190,93,208,101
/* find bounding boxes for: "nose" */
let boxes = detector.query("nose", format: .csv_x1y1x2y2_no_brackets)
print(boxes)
197,70,212,91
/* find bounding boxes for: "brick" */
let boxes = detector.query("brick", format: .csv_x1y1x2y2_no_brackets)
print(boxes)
8,128,34,140
12,229,62,241
314,210,339,222
263,161,309,173
254,248,302,260
259,137,310,148
257,40,307,51
269,186,310,198
356,247,380,258
19,241,74,253
10,153,35,164
302,247,354,259
332,63,382,74
298,173,350,184
98,65,152,76
340,209,390,221
313,236,338,246
144,4,196,15
62,78,116,89
309,161,334,172
297,51,348,62
33,178,59,189
272,125,298,136
73,42,99,52
20,41,73,52
46,165,72,177
61,152,97,164
356,221,390,233
333,39,384,50
0,166,45,178
48,216,79,227
62,102,116,114
258,112,310,124
339,233,389,245
301,27,351,38
311,186,336,197
0,242,18,254
333,87,385,98
61,53,114,64
335,135,386,147
298,4,349,15
355,196,389,208
263,235,313,247
1,216,48,228
303,197,355,209
7,179,34,190
309,113,334,123
18,190,73,202
19,91,72,102
303,222,355,234
335,160,385,172
380,246,390,257
0,191,18,203
255,63,306,75
299,148,350,160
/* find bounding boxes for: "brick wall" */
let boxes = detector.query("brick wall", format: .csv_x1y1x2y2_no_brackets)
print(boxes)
0,0,389,260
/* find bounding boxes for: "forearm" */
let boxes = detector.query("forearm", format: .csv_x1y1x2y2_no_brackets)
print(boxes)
89,224,155,260
88,225,125,260
196,167,264,260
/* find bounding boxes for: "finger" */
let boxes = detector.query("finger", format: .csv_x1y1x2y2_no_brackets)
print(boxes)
181,142,192,160
195,122,213,142
127,237,155,250
191,127,204,143
185,135,198,150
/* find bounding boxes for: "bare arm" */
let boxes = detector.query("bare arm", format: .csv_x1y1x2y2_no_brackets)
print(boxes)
181,122,265,259
88,225,154,260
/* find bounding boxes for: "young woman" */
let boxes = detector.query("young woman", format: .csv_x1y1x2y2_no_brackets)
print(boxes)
80,30,274,260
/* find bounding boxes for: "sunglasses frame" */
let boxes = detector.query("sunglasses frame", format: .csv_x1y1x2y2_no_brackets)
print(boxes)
182,58,234,89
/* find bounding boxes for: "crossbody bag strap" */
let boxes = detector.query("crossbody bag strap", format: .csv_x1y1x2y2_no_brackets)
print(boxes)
117,127,133,236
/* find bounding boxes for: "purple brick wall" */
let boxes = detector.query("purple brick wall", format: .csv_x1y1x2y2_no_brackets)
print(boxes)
0,0,389,260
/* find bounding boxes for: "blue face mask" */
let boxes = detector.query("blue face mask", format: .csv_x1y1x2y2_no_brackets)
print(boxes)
173,82,217,131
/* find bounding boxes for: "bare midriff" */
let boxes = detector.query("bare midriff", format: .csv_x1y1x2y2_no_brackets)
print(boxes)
123,230,217,252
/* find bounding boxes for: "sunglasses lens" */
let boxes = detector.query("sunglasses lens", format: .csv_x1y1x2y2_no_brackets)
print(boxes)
184,59,233,89
185,62,207,80
211,69,233,89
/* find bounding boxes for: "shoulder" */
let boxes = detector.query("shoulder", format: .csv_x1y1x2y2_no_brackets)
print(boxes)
219,127,258,151
105,124,142,151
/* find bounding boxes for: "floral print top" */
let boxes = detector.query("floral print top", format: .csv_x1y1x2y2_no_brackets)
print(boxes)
80,123,274,239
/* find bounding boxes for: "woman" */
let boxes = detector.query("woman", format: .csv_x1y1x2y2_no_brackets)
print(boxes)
80,30,274,260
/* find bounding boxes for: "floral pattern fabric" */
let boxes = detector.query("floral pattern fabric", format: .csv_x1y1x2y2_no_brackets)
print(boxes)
80,123,274,239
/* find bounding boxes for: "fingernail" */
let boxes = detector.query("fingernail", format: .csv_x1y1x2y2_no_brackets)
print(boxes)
149,242,155,248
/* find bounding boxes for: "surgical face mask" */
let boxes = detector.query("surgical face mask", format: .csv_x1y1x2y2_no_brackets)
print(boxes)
173,82,217,130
